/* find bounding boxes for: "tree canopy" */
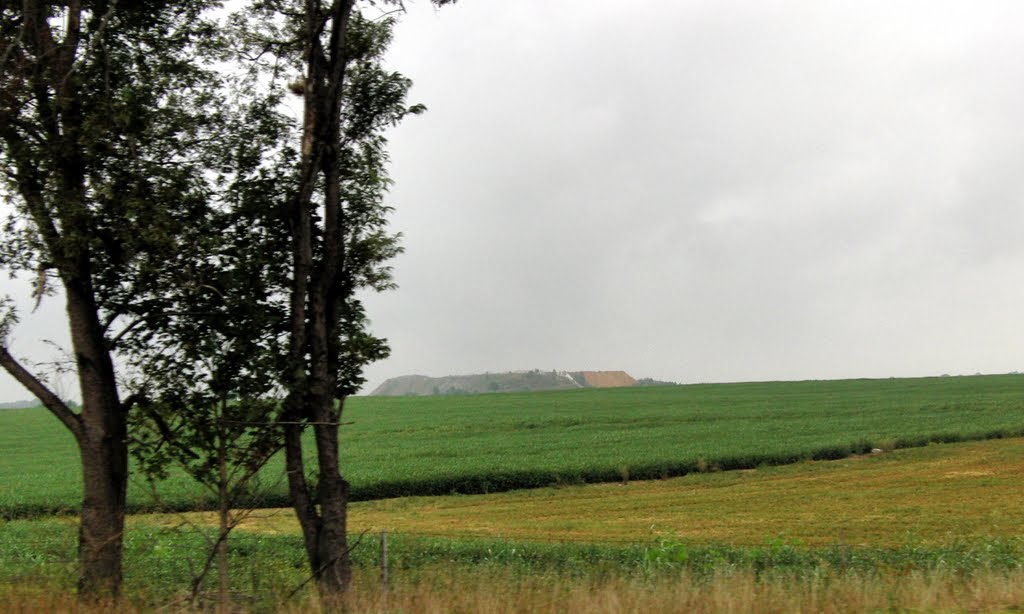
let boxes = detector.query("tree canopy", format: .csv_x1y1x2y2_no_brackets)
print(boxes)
0,1,231,597
1,0,451,601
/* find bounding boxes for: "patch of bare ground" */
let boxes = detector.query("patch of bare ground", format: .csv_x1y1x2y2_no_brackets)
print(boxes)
578,371,638,388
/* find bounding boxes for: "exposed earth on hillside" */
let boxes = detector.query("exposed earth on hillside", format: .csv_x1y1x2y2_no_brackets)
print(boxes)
576,371,636,388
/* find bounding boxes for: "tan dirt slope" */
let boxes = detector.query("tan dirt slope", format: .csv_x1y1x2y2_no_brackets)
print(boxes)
578,371,637,388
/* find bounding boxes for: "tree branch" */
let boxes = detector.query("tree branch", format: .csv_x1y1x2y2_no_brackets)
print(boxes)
120,391,142,414
105,315,144,350
105,310,221,351
137,403,201,462
0,9,27,69
0,344,82,440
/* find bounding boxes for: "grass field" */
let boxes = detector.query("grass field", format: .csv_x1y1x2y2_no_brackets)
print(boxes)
4,436,1024,611
3,374,1024,517
3,374,1022,611
170,437,1021,547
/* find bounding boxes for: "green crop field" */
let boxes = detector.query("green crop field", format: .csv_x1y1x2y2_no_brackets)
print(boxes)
3,374,1024,518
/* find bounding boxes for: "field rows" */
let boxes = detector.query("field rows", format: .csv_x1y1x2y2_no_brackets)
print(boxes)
3,374,1024,517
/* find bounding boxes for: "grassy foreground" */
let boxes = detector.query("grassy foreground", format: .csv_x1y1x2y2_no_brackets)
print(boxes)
4,567,1024,614
3,438,1024,611
3,374,1024,517
3,523,1024,612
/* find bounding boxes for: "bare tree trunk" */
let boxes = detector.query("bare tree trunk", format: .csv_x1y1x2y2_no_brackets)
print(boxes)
283,416,353,598
66,283,128,599
76,439,126,597
311,416,351,595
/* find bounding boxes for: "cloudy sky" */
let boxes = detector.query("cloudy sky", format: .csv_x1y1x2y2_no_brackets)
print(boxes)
3,0,1024,401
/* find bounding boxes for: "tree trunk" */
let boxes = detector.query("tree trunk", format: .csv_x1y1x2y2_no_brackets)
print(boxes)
282,411,352,600
67,283,128,599
280,0,358,602
311,418,351,595
76,438,127,598
217,423,230,613
0,286,127,600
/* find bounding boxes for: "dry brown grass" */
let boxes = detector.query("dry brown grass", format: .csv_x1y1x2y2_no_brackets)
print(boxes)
0,590,135,614
327,569,1024,614
154,438,1024,547
7,568,1024,613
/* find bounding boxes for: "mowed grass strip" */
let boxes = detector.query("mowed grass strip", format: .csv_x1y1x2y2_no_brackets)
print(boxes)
4,374,1024,516
204,438,1024,547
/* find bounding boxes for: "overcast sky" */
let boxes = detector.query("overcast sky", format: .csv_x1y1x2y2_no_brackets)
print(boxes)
3,0,1024,402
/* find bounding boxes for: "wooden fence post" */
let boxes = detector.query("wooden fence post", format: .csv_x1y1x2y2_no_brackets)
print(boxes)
380,530,389,590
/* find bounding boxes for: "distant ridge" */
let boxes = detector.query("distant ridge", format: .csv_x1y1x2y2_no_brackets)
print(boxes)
369,370,648,397
0,400,40,410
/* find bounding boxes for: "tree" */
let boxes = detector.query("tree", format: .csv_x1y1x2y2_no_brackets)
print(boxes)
2,0,453,602
124,0,448,600
0,1,222,597
125,88,297,610
275,7,404,598
232,1,451,598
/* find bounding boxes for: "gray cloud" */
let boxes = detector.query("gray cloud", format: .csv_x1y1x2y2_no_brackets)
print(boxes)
4,0,1024,401
361,0,1024,388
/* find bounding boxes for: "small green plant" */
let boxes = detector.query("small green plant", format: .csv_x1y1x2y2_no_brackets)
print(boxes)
875,438,898,452
643,536,690,571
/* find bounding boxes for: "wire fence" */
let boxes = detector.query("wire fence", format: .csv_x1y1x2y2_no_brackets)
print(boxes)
8,519,1024,613
1,526,654,547
0,521,667,610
